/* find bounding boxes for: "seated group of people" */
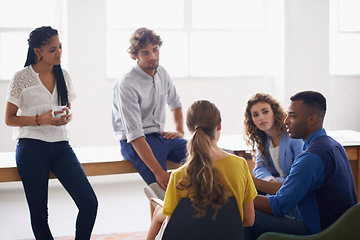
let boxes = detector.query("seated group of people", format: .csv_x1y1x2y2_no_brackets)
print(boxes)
144,93,357,240
5,26,357,240
110,28,357,239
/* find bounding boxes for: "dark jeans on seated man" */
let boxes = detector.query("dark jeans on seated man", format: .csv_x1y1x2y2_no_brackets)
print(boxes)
244,209,310,240
120,133,187,184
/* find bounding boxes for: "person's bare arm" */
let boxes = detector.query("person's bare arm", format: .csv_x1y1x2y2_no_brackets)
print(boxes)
147,205,168,240
161,107,184,139
254,195,274,215
5,102,37,127
252,176,283,195
5,102,71,127
242,201,255,227
172,106,184,135
131,137,170,190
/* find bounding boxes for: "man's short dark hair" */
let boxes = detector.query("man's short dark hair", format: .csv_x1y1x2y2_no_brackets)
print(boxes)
290,91,327,119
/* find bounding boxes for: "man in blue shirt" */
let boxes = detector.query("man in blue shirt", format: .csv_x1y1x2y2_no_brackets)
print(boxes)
245,91,357,239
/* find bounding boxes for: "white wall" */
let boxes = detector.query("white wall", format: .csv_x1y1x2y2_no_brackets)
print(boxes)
1,0,359,152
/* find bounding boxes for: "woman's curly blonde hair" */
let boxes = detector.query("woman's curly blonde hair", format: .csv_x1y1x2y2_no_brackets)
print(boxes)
243,93,287,163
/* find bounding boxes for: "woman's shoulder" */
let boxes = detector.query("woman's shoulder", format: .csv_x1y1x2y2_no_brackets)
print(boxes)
11,66,39,87
61,67,69,75
217,154,247,168
170,164,187,177
13,66,33,78
61,68,71,80
280,133,303,152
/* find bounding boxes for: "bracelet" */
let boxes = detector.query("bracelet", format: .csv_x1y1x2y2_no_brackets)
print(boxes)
35,115,40,126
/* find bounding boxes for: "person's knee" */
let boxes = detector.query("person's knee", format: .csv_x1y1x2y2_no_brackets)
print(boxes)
153,206,166,224
78,192,98,215
88,194,98,213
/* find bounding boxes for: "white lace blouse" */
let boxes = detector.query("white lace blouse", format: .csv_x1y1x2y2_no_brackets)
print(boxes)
6,65,77,142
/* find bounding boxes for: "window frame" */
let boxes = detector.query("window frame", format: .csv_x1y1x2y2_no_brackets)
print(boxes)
106,0,282,80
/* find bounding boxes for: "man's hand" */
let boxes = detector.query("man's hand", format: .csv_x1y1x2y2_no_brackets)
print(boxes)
254,195,274,214
155,169,171,190
161,131,184,139
252,175,283,195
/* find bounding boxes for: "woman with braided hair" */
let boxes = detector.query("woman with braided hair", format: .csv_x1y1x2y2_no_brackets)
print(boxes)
147,100,257,240
5,26,97,240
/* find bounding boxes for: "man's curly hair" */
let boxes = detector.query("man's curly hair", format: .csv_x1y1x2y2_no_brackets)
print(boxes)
128,27,163,60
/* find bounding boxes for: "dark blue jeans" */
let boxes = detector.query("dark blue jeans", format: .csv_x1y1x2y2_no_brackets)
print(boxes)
244,209,310,240
120,133,187,184
16,139,98,240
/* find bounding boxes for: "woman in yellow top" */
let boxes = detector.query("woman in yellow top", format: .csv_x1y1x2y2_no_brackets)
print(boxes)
147,100,257,240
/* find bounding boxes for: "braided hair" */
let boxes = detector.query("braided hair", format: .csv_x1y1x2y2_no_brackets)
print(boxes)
25,26,68,106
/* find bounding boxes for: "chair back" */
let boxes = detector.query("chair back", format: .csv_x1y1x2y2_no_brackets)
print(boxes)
257,203,360,240
162,197,244,240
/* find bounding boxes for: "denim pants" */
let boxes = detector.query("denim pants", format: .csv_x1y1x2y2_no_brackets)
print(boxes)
120,133,187,184
16,139,98,240
244,209,310,240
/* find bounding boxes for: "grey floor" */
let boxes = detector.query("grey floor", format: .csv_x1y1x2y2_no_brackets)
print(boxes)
0,174,151,240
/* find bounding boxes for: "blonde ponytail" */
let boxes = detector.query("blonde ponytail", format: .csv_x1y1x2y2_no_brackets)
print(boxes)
177,100,227,218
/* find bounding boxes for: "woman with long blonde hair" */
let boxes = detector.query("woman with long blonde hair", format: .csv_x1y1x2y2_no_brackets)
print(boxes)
147,100,257,239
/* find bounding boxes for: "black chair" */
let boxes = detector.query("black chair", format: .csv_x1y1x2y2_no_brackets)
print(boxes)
161,197,244,240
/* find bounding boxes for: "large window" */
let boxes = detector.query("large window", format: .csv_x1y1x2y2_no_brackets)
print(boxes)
330,0,360,75
0,0,65,81
106,0,282,79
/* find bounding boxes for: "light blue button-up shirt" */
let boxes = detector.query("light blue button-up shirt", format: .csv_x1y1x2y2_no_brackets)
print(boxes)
112,63,181,142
